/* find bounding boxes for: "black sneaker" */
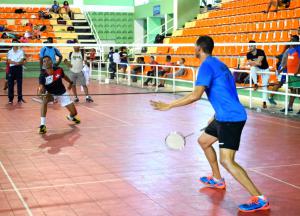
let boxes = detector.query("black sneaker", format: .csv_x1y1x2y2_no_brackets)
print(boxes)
280,108,293,112
74,97,79,103
39,125,47,134
67,115,81,124
297,110,300,115
86,96,94,103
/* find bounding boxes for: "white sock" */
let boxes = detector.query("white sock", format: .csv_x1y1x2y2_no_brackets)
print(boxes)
41,117,46,125
257,195,265,199
213,176,221,182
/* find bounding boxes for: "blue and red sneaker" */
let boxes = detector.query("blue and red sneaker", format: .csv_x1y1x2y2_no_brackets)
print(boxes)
238,196,270,212
199,176,226,189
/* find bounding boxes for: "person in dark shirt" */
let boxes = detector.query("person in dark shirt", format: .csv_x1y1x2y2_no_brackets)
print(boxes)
119,47,128,75
264,0,290,13
246,40,270,108
38,56,80,134
108,47,115,79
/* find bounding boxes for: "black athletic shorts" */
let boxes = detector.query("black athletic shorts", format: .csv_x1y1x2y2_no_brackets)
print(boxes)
204,119,246,151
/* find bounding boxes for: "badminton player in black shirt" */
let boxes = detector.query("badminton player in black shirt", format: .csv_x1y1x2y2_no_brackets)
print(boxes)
38,56,80,134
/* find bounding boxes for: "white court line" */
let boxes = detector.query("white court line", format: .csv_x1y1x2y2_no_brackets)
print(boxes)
0,178,123,192
0,125,129,134
0,161,33,216
249,164,300,170
250,169,300,190
81,106,133,126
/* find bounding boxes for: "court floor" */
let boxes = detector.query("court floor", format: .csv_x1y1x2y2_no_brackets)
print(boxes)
0,79,299,216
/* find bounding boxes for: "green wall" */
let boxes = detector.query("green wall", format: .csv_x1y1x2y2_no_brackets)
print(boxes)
178,0,199,28
147,17,162,43
84,0,133,6
0,0,73,4
135,0,173,19
89,12,134,43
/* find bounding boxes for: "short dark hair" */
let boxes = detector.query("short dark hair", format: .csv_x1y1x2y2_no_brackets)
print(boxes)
166,55,171,61
47,37,53,43
12,38,20,43
42,55,52,62
291,35,299,42
249,40,256,44
180,58,185,63
115,49,119,52
110,47,113,50
150,56,155,59
196,36,214,54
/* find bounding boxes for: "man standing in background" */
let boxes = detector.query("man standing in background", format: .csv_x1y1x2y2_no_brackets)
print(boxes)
7,39,26,104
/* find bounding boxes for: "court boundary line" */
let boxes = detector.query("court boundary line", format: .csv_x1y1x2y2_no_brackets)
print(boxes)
0,177,124,192
0,124,129,134
250,163,300,170
81,106,133,126
0,161,33,216
250,169,300,190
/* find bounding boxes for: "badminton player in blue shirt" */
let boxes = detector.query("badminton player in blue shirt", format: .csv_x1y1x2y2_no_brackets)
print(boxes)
151,35,270,213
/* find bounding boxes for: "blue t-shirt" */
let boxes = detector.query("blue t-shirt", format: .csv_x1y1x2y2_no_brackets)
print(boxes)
40,47,62,64
195,56,247,122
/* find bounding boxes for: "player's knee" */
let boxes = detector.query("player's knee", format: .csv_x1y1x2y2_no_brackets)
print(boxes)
220,157,233,169
198,136,209,149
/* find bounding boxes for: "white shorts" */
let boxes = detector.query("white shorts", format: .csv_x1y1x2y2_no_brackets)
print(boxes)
53,92,73,107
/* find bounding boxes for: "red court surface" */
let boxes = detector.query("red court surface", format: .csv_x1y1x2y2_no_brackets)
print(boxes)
0,79,299,216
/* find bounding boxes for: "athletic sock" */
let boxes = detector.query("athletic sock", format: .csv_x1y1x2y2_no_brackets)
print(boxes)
41,117,46,125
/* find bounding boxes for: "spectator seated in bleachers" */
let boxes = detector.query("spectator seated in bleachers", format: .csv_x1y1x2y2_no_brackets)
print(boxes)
38,10,52,19
49,1,60,14
264,0,290,13
159,58,187,87
131,57,145,82
0,25,6,32
1,32,19,39
60,1,73,19
143,56,158,86
154,55,173,87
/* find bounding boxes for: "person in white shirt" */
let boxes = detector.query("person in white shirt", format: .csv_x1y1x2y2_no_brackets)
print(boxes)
7,39,26,104
64,44,93,103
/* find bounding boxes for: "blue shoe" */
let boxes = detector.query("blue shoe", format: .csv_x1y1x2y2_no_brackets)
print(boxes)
199,176,226,189
239,196,270,212
268,97,277,105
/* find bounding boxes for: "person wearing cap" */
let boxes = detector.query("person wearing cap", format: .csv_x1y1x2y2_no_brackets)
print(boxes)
39,37,62,69
7,39,26,104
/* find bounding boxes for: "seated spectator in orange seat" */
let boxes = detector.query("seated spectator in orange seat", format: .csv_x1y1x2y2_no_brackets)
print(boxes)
131,57,145,82
19,36,29,43
159,58,187,87
33,26,41,39
264,0,290,13
154,55,173,87
0,25,6,32
144,56,159,86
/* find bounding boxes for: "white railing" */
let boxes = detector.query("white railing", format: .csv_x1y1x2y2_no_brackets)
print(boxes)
90,61,300,116
82,10,105,67
231,68,300,115
92,61,196,92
